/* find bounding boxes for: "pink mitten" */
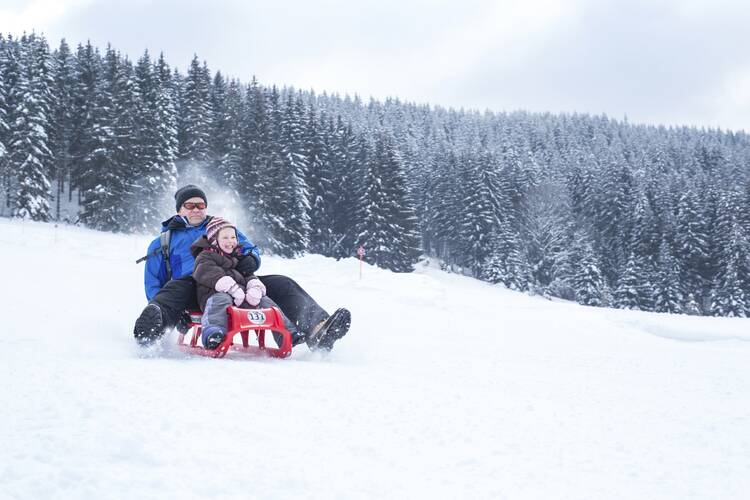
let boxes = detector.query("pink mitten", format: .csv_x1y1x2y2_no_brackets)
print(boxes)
245,278,266,306
215,276,245,306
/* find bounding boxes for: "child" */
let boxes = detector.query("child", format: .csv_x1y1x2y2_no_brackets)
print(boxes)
191,217,306,349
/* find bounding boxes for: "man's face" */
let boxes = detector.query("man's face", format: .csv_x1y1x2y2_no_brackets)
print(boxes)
178,196,207,226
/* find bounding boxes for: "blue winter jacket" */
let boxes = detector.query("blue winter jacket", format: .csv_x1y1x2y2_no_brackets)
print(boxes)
144,215,261,300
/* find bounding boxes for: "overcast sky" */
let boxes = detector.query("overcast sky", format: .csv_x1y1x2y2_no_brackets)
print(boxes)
3,0,749,132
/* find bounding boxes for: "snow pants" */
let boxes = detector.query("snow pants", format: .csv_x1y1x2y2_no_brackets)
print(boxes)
137,274,329,339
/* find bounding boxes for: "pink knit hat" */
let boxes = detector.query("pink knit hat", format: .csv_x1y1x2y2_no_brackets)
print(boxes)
206,216,236,242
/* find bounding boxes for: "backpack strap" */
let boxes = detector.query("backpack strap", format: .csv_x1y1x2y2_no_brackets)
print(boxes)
135,229,172,282
160,229,172,281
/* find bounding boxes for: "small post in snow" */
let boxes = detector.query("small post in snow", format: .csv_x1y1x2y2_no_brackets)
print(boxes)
357,245,365,280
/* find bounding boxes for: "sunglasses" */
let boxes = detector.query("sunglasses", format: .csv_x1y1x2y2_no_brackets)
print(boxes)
183,202,207,210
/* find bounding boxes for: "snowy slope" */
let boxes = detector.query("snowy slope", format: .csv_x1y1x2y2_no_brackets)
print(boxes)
1,218,749,500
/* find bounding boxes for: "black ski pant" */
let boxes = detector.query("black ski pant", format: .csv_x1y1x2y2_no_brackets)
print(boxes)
142,274,329,337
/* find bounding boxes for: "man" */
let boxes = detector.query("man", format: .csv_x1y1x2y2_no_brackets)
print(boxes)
134,184,351,351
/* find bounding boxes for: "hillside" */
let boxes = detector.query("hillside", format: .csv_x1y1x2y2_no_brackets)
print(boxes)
1,218,748,500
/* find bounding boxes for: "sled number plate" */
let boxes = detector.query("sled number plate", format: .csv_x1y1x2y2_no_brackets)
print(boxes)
246,310,266,324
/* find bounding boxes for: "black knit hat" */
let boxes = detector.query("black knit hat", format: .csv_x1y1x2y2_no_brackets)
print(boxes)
174,185,207,212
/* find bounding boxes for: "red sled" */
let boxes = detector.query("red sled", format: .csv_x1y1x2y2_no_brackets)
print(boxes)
176,306,293,359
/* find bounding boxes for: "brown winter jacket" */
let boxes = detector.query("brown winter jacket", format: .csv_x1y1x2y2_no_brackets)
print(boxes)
191,236,251,311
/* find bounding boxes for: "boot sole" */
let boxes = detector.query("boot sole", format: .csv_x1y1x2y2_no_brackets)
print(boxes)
134,304,163,345
315,308,351,351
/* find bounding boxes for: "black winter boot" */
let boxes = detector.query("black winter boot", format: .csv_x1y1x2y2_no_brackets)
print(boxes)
133,304,164,346
307,308,351,351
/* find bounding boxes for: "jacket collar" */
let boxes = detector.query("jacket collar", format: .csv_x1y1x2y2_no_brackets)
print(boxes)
161,214,213,231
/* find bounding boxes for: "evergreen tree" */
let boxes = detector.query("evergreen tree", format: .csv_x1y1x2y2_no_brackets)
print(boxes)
305,105,330,254
481,219,529,290
78,47,131,229
571,236,608,307
129,50,177,230
216,78,245,192
10,34,53,220
653,240,684,313
355,131,421,272
178,55,213,163
70,41,101,200
278,92,310,249
251,87,308,256
613,253,650,309
49,38,75,219
710,223,750,317
0,35,11,202
675,190,711,310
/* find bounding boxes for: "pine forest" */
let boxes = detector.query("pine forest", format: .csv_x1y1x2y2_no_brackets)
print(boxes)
1,33,749,317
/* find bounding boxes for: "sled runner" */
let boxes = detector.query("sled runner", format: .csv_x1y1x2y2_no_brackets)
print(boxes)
176,306,293,359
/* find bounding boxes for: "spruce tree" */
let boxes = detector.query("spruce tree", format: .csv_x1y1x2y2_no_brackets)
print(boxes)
571,237,608,307
78,47,130,229
653,240,684,314
251,87,308,256
482,219,529,290
10,34,53,220
49,38,75,220
0,35,10,201
178,55,213,163
330,118,365,259
710,223,750,317
675,190,711,310
305,105,330,254
70,41,101,201
459,152,496,276
355,131,421,272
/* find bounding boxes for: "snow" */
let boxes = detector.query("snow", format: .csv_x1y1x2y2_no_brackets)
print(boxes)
1,217,749,500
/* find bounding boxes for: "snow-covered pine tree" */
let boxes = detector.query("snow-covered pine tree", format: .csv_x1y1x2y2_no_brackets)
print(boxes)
216,78,245,193
178,56,213,164
0,35,10,205
613,253,651,310
710,223,750,317
78,46,130,229
305,104,331,254
481,218,530,291
330,118,365,259
458,151,496,276
278,91,310,250
355,130,421,272
49,38,75,219
571,236,608,307
423,149,462,265
70,41,102,205
10,34,54,221
150,53,179,218
130,50,176,231
251,86,308,257
240,77,268,204
520,183,572,292
653,239,684,314
675,189,711,311
209,70,228,163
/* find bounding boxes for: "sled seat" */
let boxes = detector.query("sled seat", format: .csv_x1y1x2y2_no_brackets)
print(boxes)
176,306,292,359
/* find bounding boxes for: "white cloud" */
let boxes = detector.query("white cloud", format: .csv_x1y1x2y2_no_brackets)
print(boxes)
0,0,93,35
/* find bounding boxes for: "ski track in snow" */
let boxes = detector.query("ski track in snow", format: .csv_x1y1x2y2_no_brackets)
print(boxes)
1,218,749,500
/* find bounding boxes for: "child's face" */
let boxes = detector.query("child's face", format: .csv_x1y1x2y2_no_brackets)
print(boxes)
217,227,238,253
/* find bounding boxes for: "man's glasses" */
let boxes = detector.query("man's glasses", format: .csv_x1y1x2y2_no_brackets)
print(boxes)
183,202,207,210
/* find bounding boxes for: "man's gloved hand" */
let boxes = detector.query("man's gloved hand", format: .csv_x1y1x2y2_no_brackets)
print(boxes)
236,254,259,277
176,311,192,334
245,278,266,307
